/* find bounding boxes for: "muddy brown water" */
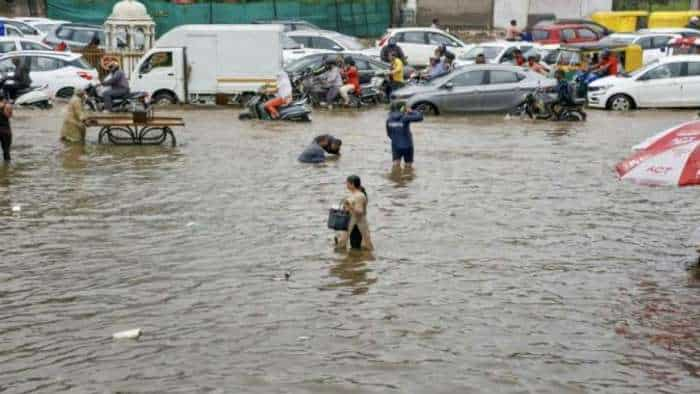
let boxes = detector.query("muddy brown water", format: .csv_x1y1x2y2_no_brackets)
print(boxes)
1,106,699,393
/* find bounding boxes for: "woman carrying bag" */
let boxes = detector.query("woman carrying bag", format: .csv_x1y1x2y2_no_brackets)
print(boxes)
328,175,374,251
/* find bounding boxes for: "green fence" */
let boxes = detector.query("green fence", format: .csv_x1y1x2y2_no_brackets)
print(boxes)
47,0,392,38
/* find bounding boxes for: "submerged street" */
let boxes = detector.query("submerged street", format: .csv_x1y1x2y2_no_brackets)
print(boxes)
1,106,699,393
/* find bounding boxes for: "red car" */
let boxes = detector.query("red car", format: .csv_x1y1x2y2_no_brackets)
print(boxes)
530,24,602,44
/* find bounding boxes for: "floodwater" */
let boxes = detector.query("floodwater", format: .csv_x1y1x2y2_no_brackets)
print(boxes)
1,105,699,393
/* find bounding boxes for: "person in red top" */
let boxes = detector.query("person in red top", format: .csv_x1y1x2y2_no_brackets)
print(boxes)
592,50,618,77
513,49,526,66
339,57,360,106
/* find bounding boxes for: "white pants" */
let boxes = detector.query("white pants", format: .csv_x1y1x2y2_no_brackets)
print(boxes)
339,84,356,103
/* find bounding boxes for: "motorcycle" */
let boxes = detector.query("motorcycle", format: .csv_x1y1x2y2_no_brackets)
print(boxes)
513,86,587,122
84,82,150,113
238,92,312,122
292,67,384,108
0,74,52,109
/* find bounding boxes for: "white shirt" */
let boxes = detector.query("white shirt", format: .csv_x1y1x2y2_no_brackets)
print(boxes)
276,71,292,99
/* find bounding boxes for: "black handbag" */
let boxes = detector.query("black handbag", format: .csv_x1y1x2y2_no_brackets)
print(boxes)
327,201,350,231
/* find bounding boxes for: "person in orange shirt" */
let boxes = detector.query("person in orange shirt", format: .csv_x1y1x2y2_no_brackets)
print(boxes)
591,50,618,77
527,56,547,75
339,57,360,106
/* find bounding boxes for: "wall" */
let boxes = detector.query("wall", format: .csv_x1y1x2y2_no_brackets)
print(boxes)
493,0,612,29
416,0,494,28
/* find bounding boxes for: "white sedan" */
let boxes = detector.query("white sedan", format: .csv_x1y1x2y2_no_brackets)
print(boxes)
588,55,700,111
0,37,53,54
374,27,473,67
0,51,98,98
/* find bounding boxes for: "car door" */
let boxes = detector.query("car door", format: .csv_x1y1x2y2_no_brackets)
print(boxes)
20,40,49,51
395,31,428,67
560,29,577,43
480,70,524,111
680,61,700,106
647,35,674,64
440,70,487,113
132,50,179,96
634,62,683,107
28,55,61,91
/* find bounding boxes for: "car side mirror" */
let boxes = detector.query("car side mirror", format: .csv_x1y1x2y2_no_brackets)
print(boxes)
442,82,454,90
332,45,342,51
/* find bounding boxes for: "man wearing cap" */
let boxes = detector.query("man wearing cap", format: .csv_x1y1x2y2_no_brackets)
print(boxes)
386,102,423,169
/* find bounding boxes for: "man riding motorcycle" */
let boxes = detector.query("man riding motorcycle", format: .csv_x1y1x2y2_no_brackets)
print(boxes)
380,37,407,64
264,70,293,119
101,61,130,112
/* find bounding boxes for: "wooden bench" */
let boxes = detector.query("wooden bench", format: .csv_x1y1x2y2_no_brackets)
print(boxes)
84,113,185,147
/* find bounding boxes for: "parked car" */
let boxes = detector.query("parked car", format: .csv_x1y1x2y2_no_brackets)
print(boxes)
374,27,473,67
534,19,614,37
588,55,700,110
0,18,44,39
455,41,538,66
530,24,602,44
283,34,330,65
287,30,365,53
636,28,700,38
599,32,679,64
390,64,556,115
15,17,69,34
0,51,98,98
0,24,25,38
44,23,105,50
286,52,392,85
0,37,53,54
252,19,321,32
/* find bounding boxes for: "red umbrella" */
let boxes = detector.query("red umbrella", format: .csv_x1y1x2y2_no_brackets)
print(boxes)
617,121,700,186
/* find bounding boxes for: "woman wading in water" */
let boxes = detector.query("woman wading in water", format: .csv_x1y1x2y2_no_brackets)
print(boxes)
336,175,373,251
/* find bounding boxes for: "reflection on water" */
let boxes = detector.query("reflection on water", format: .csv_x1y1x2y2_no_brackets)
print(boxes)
1,106,700,392
322,251,377,296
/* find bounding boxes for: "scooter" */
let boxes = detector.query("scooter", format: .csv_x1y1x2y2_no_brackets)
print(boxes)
0,75,52,109
295,70,383,108
84,82,150,113
238,93,312,122
513,87,587,122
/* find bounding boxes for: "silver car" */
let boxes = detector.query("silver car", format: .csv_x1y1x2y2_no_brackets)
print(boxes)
391,64,556,114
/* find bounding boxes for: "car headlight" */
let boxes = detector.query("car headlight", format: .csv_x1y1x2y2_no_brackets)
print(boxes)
589,84,613,93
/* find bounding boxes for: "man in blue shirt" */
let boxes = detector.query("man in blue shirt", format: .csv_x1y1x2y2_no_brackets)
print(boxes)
298,135,342,163
386,102,423,169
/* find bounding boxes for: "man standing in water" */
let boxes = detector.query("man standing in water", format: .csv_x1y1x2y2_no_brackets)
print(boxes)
386,102,423,169
0,94,13,163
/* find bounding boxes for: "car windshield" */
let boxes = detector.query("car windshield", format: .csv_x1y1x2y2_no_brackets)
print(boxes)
332,34,364,51
599,35,635,45
461,46,502,61
35,23,58,33
286,55,323,72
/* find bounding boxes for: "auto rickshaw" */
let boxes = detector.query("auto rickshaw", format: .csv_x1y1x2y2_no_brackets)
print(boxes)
591,11,649,33
665,36,700,56
648,11,700,28
553,42,643,80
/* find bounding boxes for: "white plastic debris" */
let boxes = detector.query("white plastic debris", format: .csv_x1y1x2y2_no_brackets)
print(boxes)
11,205,21,212
504,113,512,121
113,328,142,340
186,222,196,227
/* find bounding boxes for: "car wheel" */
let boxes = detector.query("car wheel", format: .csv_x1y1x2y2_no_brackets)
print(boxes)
152,91,177,106
56,87,74,99
413,102,438,116
607,94,634,111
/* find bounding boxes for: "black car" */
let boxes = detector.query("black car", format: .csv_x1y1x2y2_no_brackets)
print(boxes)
286,52,390,85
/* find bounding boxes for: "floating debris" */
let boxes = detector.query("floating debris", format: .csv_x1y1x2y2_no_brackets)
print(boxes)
113,328,142,340
11,205,21,213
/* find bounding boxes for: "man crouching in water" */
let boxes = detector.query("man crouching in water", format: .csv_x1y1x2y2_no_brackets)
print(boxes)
298,134,342,163
386,102,423,169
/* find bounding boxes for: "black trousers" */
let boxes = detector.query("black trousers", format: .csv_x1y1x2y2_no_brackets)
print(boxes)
349,225,363,250
0,129,11,162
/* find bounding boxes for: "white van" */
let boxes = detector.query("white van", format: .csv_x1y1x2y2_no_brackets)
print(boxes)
131,25,284,105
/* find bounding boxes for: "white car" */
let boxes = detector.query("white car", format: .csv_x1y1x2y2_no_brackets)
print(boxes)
599,32,681,65
0,18,44,40
637,28,700,39
588,55,700,111
282,34,331,65
0,37,53,54
287,30,365,53
375,27,473,67
455,41,538,66
14,17,69,35
0,51,98,98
